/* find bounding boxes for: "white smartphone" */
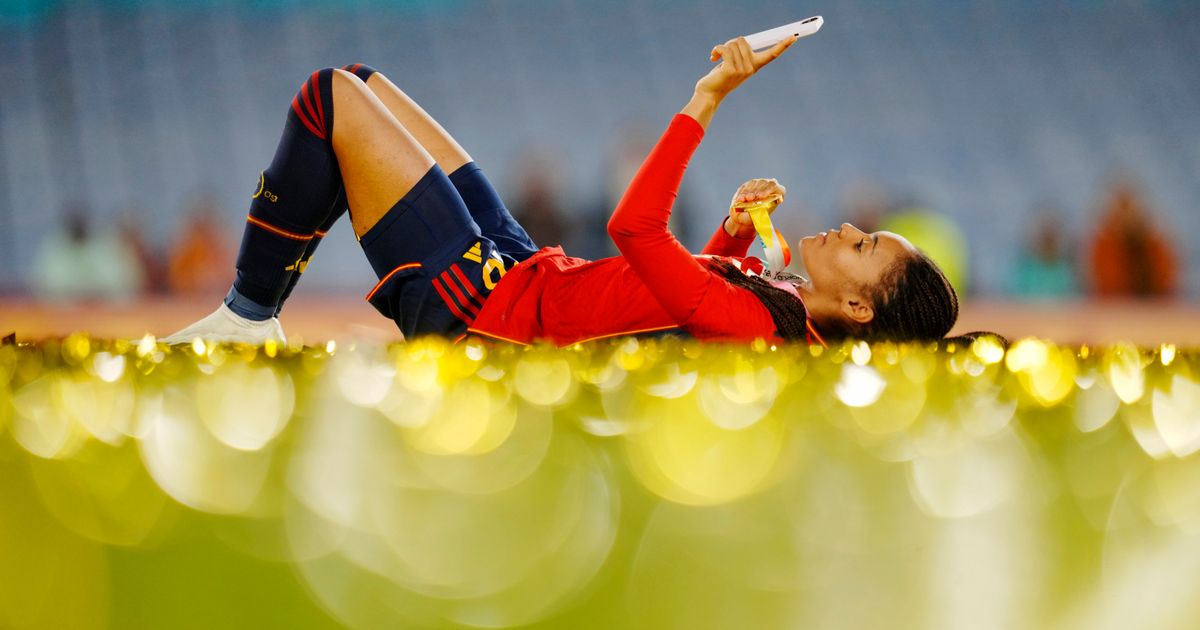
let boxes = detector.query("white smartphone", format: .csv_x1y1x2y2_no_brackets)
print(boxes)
744,16,824,51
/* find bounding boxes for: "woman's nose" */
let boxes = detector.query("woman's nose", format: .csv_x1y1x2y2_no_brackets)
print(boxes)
841,222,861,236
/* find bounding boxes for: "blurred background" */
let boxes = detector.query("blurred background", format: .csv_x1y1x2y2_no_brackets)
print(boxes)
0,0,1197,342
3,4,1200,628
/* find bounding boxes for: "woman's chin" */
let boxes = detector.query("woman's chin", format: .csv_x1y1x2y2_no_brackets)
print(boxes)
797,236,816,257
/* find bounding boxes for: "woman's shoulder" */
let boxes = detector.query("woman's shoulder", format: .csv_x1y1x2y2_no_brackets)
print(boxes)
682,268,780,340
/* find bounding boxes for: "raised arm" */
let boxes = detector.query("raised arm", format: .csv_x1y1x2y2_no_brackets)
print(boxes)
606,114,710,323
607,36,797,323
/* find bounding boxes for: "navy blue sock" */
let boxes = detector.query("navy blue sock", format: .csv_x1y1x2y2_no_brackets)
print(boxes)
342,62,378,83
227,68,343,320
272,191,347,316
266,64,378,317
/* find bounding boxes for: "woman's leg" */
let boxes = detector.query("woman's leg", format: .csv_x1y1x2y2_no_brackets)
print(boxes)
164,68,349,344
345,64,537,261
343,64,472,174
226,68,347,320
327,69,436,237
166,66,513,343
167,66,450,343
220,66,456,318
329,69,497,338
275,62,476,310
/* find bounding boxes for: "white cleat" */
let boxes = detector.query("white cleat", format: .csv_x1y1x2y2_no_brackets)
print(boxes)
162,302,287,346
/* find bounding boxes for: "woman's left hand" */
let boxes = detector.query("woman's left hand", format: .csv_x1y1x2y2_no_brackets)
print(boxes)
695,35,797,101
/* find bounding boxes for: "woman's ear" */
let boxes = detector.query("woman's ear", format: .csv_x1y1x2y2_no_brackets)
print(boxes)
841,295,875,325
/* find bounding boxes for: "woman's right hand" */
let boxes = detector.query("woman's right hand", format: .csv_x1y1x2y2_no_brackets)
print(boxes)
725,178,786,239
731,177,787,207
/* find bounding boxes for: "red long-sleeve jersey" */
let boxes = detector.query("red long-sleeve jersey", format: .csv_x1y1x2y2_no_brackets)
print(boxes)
468,114,822,346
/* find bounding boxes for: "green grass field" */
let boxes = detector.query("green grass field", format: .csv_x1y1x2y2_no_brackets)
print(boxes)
2,336,1199,629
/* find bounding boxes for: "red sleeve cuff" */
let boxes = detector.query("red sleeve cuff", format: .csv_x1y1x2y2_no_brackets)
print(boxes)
671,113,706,141
702,218,756,257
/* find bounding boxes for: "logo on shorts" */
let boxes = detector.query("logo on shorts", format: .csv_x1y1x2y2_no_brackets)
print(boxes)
463,241,508,290
462,242,483,264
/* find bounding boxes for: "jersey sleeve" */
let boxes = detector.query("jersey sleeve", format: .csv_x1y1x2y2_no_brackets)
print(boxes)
700,218,756,257
606,114,714,324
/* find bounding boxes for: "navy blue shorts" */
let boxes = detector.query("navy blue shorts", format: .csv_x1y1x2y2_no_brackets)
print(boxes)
359,163,539,339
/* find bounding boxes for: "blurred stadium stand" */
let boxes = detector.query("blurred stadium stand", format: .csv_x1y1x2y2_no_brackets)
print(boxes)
0,0,1197,300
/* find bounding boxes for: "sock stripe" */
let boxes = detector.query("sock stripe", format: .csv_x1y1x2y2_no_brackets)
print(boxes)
299,80,325,140
310,70,326,134
365,262,423,301
447,264,485,306
290,97,324,140
341,63,377,83
247,215,315,241
438,270,481,316
300,82,315,128
239,68,342,314
432,277,475,324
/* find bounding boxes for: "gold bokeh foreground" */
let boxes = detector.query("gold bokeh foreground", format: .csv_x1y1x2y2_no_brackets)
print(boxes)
2,335,1199,629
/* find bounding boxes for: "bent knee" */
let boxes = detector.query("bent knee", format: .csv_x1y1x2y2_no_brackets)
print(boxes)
329,68,373,101
328,69,395,147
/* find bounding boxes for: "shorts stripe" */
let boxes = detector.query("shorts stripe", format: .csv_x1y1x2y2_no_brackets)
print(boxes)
365,262,422,301
432,276,475,324
448,264,484,304
442,267,483,312
437,272,480,317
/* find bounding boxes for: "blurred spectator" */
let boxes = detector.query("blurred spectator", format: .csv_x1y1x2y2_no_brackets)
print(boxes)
1010,206,1078,299
31,202,143,301
168,196,233,296
116,206,167,294
1087,178,1179,298
508,147,572,249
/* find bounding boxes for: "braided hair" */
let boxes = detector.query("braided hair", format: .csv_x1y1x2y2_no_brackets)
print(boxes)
711,260,810,339
709,251,959,343
857,250,959,342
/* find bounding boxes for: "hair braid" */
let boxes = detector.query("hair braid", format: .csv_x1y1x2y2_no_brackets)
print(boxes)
710,260,810,340
859,250,959,341
709,251,961,344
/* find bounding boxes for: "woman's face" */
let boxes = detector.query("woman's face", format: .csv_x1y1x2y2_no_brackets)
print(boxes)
796,223,916,323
